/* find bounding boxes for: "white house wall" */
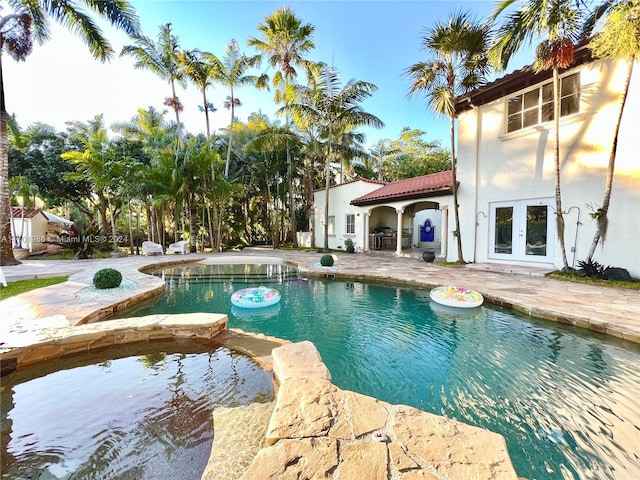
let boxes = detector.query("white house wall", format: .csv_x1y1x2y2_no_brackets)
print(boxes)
457,57,640,275
314,181,453,254
313,181,381,250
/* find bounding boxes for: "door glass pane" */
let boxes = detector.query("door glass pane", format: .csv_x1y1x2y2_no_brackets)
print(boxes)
495,207,513,254
525,205,547,256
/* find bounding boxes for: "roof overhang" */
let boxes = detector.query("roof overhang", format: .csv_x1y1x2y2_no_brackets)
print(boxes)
454,42,593,114
351,171,454,206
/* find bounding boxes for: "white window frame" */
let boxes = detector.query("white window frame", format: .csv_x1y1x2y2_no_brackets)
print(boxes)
506,73,580,133
345,213,355,235
328,216,335,236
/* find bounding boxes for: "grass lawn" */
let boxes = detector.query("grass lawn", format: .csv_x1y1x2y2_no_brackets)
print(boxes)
548,271,640,290
0,276,69,300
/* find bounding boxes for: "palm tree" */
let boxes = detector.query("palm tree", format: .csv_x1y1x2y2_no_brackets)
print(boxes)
62,115,116,238
406,11,491,264
369,139,400,181
490,0,584,270
585,1,640,260
284,66,384,251
248,6,316,246
0,0,139,266
206,39,268,178
179,49,217,138
121,23,185,144
9,175,34,248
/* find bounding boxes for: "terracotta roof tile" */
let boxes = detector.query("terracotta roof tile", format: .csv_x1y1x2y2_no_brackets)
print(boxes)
11,207,42,219
351,171,453,206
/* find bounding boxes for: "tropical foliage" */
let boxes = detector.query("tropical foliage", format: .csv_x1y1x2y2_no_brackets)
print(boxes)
2,2,631,264
284,65,384,251
0,0,140,265
406,11,491,264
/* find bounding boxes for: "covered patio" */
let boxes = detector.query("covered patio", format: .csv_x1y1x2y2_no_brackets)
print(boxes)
350,171,454,257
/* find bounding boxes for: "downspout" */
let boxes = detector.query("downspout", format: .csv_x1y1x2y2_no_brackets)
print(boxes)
566,206,582,269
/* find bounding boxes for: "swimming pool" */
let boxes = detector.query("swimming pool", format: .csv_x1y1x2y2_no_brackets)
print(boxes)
1,339,274,480
120,263,640,480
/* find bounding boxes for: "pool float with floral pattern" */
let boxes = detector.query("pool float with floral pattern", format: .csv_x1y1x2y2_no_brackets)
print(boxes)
430,286,484,308
231,286,281,309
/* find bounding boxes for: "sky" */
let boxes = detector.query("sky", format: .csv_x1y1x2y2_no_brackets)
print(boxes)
4,0,534,150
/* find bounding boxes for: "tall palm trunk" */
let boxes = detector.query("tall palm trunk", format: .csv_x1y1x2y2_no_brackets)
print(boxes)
224,87,235,178
0,54,20,265
18,201,25,249
305,157,315,249
283,76,298,247
127,199,134,254
170,79,182,143
553,67,569,270
286,127,298,246
323,135,332,252
450,115,464,264
587,57,634,260
106,194,118,253
189,192,197,252
202,88,211,138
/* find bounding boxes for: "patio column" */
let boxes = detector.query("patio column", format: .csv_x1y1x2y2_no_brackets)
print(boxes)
395,207,404,255
364,212,370,251
440,205,448,260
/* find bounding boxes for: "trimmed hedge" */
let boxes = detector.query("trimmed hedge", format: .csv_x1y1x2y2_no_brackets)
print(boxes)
93,268,123,289
320,254,334,267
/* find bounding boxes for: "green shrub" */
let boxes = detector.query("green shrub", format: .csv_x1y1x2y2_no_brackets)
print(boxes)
93,268,123,289
320,254,334,267
576,258,606,278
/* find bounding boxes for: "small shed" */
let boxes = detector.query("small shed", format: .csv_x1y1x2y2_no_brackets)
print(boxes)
11,207,73,252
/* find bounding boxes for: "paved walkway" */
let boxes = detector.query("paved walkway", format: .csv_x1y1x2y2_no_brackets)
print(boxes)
1,248,639,349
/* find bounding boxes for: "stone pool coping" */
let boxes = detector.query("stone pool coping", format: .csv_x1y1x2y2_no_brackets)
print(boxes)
1,249,637,344
242,340,523,480
0,313,523,479
0,312,229,374
1,250,636,478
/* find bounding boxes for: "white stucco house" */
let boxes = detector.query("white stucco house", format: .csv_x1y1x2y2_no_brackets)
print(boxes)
455,47,639,276
312,172,452,256
312,47,639,277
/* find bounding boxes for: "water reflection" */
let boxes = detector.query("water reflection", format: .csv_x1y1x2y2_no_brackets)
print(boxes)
113,273,640,480
1,341,274,480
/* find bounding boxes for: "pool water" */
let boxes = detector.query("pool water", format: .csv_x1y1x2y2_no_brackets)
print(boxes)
116,264,640,480
1,340,274,480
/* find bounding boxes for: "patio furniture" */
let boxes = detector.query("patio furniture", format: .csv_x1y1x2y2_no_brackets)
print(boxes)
141,241,164,256
168,240,188,255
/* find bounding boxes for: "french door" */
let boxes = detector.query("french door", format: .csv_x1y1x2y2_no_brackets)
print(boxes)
488,198,555,262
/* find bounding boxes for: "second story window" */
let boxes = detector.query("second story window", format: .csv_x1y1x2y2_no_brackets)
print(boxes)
346,214,355,234
507,73,580,133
